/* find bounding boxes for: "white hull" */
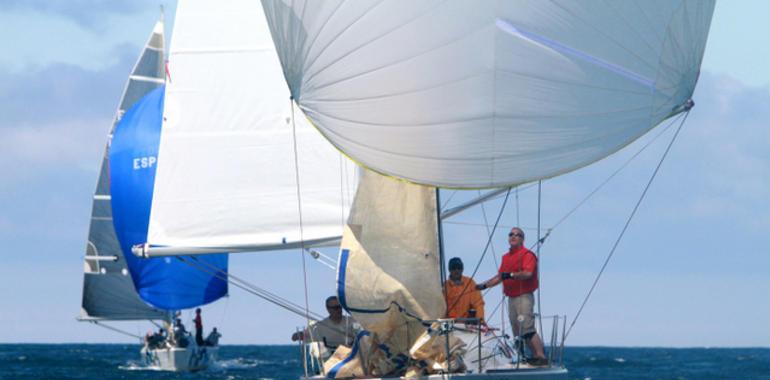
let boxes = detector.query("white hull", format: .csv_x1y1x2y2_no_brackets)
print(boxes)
300,323,568,380
305,367,568,380
141,345,218,372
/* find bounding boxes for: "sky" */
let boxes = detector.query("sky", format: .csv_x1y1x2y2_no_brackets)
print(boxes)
1,1,769,348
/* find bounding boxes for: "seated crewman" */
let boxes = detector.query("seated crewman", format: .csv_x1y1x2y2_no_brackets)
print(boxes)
291,296,358,349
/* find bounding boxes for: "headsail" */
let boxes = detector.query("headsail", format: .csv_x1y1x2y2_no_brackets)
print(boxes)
262,0,716,188
336,170,445,375
138,0,357,257
110,85,229,310
80,20,166,321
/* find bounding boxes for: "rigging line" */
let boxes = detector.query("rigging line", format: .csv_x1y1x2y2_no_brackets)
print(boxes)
535,181,544,341
516,187,520,227
340,155,345,228
178,258,359,339
565,110,692,340
290,99,315,342
486,295,505,323
477,190,500,269
89,320,143,340
180,256,322,320
176,256,318,320
220,294,229,328
447,189,512,314
478,190,504,331
548,112,684,233
478,191,505,333
441,189,458,211
176,256,368,333
444,220,540,231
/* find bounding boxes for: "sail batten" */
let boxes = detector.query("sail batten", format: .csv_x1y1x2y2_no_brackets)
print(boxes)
262,0,716,188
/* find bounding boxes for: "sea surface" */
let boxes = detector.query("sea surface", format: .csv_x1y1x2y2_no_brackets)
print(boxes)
1,344,769,380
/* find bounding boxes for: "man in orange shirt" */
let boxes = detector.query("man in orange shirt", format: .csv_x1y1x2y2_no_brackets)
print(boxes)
477,227,547,366
445,257,485,323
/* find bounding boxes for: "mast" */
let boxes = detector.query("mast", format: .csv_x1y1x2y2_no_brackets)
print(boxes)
436,188,446,290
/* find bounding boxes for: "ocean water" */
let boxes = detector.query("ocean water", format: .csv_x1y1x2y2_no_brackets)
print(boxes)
1,344,769,380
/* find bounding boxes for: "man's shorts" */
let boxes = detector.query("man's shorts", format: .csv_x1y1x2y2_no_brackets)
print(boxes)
507,293,536,337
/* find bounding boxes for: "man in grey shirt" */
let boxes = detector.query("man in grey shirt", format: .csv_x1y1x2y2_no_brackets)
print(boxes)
291,296,358,349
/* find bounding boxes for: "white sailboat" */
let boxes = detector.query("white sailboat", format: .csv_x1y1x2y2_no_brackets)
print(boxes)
258,1,717,378
126,0,359,366
78,16,167,338
80,16,229,373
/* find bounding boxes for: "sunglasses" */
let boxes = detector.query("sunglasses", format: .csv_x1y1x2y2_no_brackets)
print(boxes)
508,232,524,238
327,305,342,310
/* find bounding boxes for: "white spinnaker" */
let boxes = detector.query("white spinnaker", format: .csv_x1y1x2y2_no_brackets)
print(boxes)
262,0,715,188
146,0,357,252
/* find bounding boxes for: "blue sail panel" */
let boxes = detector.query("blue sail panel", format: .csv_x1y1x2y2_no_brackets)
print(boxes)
109,85,228,310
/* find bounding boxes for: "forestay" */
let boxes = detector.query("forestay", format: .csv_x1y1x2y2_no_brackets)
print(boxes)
142,0,357,255
80,20,166,321
262,0,716,188
335,170,445,375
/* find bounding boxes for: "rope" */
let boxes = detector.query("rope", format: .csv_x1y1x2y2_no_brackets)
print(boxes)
443,221,540,231
441,190,458,211
289,99,315,352
535,181,544,339
447,188,511,313
89,320,143,340
565,110,691,339
177,256,324,321
176,256,362,341
477,189,506,334
477,190,501,270
548,112,684,233
515,187,520,227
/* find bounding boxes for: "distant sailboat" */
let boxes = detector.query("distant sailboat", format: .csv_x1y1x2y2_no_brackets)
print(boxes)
78,18,167,328
125,0,358,368
259,1,717,378
110,82,229,372
80,16,228,373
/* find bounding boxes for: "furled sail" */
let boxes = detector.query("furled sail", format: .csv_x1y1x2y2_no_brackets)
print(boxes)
261,0,716,188
335,170,445,376
80,20,166,321
110,85,229,310
137,0,357,257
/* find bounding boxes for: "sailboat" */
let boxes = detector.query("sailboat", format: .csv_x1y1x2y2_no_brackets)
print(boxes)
79,18,167,326
79,16,229,373
123,0,359,367
127,0,715,378
255,1,716,378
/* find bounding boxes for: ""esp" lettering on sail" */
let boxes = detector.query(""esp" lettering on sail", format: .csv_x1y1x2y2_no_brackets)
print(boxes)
133,156,157,170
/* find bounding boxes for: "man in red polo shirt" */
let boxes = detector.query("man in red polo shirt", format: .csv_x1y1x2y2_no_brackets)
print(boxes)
477,227,547,366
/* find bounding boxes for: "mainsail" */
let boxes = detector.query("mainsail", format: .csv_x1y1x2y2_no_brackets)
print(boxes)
79,20,166,321
137,0,357,257
262,0,716,188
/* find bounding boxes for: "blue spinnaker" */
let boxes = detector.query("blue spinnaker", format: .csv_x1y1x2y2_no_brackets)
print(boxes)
109,85,228,310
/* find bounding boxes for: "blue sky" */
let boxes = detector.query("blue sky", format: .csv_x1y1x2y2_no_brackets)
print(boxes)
1,1,768,347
